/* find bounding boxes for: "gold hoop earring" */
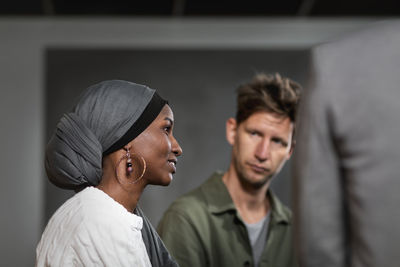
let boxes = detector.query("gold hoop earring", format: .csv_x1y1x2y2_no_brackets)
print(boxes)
115,147,146,184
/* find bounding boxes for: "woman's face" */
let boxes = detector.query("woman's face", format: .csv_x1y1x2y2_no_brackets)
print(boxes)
131,104,182,186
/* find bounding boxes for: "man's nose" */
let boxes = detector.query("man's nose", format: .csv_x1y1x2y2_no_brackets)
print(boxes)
255,139,270,162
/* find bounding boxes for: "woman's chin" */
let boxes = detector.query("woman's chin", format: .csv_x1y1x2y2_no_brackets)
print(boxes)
163,175,173,186
154,175,173,186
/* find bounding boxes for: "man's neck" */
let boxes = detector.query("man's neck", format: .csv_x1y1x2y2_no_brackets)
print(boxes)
222,166,270,224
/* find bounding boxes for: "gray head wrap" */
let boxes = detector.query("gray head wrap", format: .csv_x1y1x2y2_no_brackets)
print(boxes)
45,80,167,189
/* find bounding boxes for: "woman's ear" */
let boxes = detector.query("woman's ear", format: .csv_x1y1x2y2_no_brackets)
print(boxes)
226,118,237,146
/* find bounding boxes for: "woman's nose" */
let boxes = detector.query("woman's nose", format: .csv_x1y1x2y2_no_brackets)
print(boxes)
172,135,183,157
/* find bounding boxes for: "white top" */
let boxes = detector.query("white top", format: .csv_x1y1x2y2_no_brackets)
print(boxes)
36,187,152,267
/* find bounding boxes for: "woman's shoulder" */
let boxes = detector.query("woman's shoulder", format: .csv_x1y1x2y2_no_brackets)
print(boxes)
36,187,146,266
42,187,143,241
40,187,140,243
43,187,123,232
50,187,107,221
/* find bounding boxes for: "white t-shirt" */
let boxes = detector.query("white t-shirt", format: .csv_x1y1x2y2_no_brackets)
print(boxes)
36,187,151,267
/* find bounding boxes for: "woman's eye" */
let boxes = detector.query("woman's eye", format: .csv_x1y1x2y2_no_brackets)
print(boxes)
164,126,171,134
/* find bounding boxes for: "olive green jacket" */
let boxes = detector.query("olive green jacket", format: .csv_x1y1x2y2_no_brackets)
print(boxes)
157,172,297,267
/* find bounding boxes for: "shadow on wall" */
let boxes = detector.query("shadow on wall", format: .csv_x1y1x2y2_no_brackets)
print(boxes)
45,48,310,227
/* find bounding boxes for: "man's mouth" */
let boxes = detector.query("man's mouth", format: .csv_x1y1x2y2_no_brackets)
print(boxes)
248,163,268,173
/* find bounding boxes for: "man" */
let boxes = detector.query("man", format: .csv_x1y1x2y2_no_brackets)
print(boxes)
293,21,400,267
158,73,301,267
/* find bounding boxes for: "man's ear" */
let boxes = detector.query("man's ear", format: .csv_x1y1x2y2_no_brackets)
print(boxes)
287,140,295,160
226,118,237,146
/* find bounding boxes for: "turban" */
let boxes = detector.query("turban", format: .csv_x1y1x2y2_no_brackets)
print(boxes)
45,80,167,189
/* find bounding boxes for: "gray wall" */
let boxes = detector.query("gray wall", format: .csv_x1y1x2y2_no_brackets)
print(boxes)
0,18,375,266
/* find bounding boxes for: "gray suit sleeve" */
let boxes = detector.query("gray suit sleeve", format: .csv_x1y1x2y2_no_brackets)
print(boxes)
294,21,400,267
293,48,348,267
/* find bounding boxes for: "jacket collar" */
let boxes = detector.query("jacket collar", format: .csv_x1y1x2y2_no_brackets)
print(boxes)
202,171,236,214
202,171,290,224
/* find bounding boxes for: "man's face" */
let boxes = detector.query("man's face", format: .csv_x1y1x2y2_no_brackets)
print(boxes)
226,111,294,188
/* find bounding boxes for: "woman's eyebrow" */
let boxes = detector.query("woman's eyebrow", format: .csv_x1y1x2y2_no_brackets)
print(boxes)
164,117,174,125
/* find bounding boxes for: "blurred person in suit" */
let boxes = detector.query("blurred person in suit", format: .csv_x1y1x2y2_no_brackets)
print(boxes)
293,21,400,267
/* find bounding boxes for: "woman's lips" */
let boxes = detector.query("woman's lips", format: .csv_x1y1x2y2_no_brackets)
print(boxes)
168,160,177,173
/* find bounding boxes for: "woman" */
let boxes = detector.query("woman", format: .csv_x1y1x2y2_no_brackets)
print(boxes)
36,80,182,266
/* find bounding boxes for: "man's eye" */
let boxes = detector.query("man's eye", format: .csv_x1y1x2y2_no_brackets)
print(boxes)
272,138,287,146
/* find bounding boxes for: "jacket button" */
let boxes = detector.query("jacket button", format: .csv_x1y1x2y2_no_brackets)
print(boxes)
243,260,251,267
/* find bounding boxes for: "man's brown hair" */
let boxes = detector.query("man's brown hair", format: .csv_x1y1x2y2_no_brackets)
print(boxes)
236,73,302,125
